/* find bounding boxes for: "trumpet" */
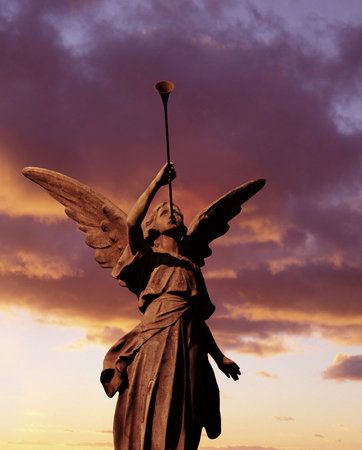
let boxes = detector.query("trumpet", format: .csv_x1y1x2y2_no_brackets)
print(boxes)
155,80,175,222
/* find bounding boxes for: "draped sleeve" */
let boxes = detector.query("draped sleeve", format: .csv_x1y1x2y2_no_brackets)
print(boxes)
112,242,152,297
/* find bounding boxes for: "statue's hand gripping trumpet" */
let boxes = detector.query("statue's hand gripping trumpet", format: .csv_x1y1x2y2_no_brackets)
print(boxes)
22,81,265,450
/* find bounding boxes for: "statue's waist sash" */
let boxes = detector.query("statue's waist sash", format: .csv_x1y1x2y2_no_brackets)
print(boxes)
101,294,191,397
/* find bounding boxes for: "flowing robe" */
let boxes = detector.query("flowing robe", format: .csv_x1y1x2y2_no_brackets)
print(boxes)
100,244,221,450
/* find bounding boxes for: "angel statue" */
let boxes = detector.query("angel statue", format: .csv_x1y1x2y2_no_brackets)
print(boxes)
22,162,265,450
23,74,264,450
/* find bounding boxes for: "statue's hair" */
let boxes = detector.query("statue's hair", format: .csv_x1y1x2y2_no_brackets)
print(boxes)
144,202,187,245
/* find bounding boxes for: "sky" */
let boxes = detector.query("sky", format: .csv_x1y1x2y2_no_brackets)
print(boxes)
0,1,361,449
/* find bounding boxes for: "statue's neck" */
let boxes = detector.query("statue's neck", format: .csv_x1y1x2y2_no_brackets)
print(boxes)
154,234,180,256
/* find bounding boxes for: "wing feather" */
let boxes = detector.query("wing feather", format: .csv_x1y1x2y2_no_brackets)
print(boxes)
183,178,265,266
22,167,128,271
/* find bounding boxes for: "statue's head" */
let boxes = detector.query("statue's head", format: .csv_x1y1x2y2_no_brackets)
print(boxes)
144,202,187,244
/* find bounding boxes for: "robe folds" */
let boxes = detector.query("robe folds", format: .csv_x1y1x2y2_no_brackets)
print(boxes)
100,244,221,450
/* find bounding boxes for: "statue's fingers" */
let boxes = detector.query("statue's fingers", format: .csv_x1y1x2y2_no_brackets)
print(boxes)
230,366,241,379
168,165,176,176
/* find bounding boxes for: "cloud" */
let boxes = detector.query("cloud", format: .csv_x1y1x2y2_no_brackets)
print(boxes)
217,335,289,357
0,0,361,355
204,269,238,280
274,416,295,422
7,441,50,446
0,153,64,219
216,215,284,246
71,443,112,448
319,324,362,345
322,353,362,382
218,263,362,319
66,326,126,350
314,433,324,438
85,326,125,345
0,214,141,330
200,446,281,450
256,371,278,379
0,250,82,280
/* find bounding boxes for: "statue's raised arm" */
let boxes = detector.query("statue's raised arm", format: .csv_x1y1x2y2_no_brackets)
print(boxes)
126,162,176,255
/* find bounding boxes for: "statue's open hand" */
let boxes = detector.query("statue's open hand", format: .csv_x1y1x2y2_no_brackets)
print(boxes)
155,163,176,186
217,356,241,381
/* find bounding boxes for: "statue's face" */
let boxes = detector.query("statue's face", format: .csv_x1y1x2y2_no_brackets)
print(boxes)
155,203,184,234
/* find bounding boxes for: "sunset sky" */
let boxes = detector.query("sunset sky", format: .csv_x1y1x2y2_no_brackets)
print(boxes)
0,1,361,450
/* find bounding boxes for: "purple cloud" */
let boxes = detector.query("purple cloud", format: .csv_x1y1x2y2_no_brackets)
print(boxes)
0,1,361,354
322,354,362,382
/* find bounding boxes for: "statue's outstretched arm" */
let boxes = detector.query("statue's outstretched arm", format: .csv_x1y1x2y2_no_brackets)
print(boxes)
127,163,175,254
202,322,241,381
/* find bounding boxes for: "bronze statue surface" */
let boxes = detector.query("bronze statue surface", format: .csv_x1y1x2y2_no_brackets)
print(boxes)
22,82,265,450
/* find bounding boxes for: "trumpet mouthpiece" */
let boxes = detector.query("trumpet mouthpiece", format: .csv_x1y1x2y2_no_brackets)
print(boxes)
155,80,174,94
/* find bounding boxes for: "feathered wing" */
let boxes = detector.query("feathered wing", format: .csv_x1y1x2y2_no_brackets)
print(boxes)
182,178,266,266
22,167,128,271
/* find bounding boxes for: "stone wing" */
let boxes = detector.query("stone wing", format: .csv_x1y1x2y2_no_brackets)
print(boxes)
183,178,265,266
22,167,128,271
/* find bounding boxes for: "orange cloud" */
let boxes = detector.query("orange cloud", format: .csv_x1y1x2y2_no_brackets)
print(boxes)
204,269,237,280
0,153,64,219
72,442,112,447
268,257,305,274
319,324,362,346
5,440,51,446
216,334,289,357
65,325,137,351
0,251,82,280
200,447,281,450
256,371,278,379
231,304,362,345
215,214,284,246
274,416,294,422
236,303,362,326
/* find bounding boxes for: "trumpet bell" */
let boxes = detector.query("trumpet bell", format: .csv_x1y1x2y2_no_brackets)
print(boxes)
155,80,174,94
